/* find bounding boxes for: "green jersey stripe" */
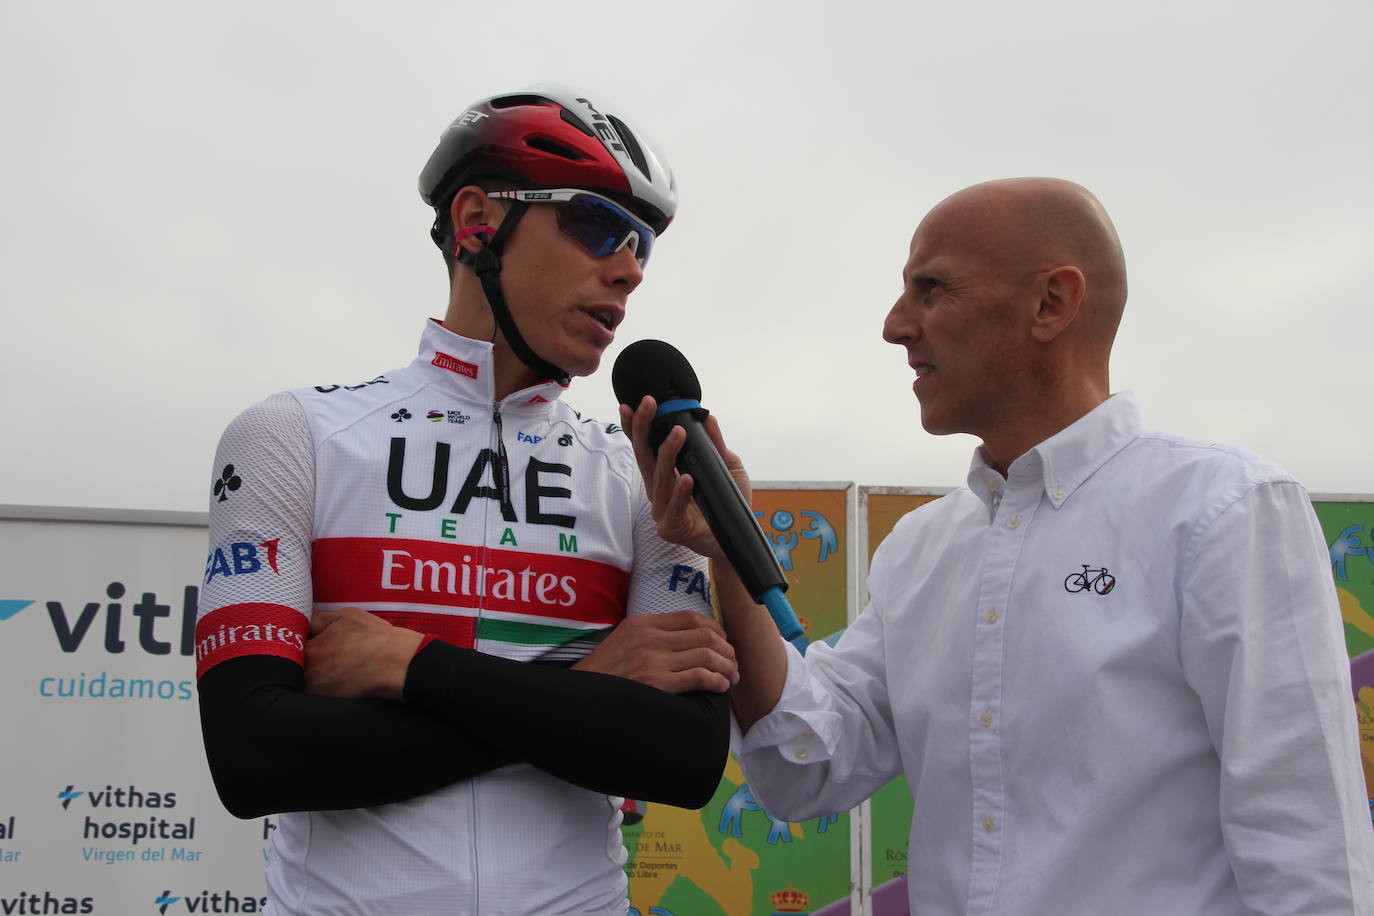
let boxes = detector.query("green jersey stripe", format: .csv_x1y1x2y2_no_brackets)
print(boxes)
476,618,613,647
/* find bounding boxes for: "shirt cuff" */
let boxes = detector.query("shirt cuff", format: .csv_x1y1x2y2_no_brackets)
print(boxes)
735,639,832,764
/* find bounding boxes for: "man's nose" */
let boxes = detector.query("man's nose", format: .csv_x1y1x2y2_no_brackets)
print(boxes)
603,245,644,290
882,297,920,346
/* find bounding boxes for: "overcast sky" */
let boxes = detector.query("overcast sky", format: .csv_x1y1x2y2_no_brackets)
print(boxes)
2,0,1370,514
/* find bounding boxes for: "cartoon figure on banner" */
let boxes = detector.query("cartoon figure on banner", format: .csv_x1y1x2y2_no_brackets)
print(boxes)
1332,525,1371,582
757,511,800,570
800,510,838,563
719,783,763,837
756,508,838,571
627,907,674,916
717,782,834,845
766,810,794,845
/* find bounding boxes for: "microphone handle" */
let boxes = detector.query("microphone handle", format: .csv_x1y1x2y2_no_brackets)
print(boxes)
663,409,787,600
676,420,807,649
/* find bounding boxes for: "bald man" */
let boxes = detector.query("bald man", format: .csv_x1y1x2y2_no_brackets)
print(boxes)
623,179,1374,914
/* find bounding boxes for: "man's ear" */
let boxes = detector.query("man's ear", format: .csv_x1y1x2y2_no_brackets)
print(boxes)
449,185,501,256
1030,265,1086,343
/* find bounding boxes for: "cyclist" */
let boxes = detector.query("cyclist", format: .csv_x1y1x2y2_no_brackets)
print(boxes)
196,84,735,916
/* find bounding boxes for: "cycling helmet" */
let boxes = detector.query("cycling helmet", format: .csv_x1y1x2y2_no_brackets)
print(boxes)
420,84,677,248
418,84,677,384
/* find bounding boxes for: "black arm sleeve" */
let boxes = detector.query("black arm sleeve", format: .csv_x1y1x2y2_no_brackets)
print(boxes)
200,646,731,818
405,641,731,809
197,654,517,818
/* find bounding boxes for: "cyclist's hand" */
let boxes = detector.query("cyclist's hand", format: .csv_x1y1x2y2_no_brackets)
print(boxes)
304,607,422,700
573,610,739,693
619,395,752,562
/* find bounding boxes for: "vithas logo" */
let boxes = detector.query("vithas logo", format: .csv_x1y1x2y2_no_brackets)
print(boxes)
153,890,268,913
2,581,200,655
57,784,177,810
0,891,94,914
60,784,192,847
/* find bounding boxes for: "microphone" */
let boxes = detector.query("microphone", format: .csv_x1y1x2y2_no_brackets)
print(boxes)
612,340,807,651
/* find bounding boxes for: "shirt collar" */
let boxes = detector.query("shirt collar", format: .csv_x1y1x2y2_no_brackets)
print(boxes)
409,318,571,410
965,392,1145,512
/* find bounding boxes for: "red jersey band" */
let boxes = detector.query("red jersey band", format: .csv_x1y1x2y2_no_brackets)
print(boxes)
195,603,309,678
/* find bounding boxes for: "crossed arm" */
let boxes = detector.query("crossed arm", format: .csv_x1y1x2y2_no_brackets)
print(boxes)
199,608,737,817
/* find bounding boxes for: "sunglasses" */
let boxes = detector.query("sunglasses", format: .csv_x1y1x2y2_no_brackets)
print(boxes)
486,189,656,267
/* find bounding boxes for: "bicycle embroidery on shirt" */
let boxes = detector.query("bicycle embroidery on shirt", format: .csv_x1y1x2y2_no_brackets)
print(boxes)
1064,564,1116,595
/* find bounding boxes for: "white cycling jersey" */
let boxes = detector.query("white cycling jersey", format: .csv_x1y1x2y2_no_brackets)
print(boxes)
198,319,713,915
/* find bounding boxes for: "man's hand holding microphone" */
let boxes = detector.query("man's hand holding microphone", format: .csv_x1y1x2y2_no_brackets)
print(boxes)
614,340,803,730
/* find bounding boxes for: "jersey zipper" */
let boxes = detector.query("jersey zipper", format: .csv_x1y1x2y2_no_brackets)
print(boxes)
490,402,517,521
469,397,518,913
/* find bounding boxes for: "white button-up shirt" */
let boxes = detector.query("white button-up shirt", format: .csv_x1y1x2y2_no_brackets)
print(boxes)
738,393,1374,914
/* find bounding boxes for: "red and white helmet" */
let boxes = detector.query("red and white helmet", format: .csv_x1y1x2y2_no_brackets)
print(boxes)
419,83,677,249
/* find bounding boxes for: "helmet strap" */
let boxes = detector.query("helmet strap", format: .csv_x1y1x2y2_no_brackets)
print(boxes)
455,202,571,387
453,224,495,242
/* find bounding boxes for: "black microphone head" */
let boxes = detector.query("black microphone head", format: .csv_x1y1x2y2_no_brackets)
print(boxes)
612,339,702,407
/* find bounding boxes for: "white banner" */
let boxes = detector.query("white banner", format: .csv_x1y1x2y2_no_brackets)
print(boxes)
0,509,271,915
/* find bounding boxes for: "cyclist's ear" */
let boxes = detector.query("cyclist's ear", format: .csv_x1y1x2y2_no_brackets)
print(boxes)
451,186,506,256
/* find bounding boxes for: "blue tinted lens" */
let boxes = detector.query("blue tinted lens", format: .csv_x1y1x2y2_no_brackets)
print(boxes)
555,195,654,266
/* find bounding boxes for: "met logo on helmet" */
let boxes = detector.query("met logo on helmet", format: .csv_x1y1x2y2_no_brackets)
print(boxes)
456,110,488,126
573,97,625,153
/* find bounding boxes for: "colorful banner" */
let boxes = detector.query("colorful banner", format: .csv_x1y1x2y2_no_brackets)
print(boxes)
1312,499,1374,812
623,485,856,916
6,490,1360,915
858,489,944,915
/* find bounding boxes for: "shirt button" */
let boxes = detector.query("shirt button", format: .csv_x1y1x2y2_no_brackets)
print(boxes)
794,748,809,760
987,478,1002,492
985,609,999,624
1051,487,1066,501
803,729,816,738
1006,515,1021,529
979,710,994,728
982,817,997,833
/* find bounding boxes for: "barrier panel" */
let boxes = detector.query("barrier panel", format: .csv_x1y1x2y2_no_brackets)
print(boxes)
0,507,267,915
3,490,1367,915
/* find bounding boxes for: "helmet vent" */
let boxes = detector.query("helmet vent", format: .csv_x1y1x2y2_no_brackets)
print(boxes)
490,94,547,109
607,115,650,180
560,108,595,138
525,135,588,161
